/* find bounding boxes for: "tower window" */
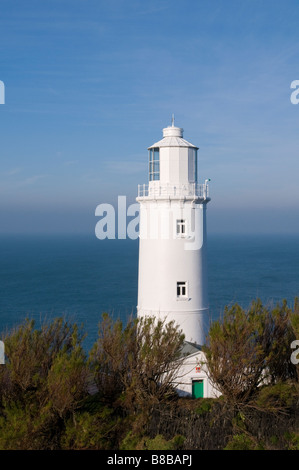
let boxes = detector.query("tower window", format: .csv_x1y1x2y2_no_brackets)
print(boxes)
176,219,186,236
177,281,187,298
195,149,198,183
149,148,160,181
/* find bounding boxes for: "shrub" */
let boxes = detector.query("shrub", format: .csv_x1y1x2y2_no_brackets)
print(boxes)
89,314,185,411
0,318,88,449
203,299,298,405
224,433,261,450
255,382,298,411
61,406,118,450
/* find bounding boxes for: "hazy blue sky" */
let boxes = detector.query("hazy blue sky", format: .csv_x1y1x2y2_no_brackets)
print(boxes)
1,0,299,234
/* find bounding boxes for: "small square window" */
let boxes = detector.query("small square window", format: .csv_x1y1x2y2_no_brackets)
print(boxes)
177,281,187,298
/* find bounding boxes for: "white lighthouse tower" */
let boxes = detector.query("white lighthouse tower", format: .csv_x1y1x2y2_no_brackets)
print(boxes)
136,119,211,347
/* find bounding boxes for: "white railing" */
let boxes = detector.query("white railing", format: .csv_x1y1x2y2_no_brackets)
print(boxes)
137,182,210,200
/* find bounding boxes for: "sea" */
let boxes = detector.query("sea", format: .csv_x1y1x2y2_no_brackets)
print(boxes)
0,233,299,352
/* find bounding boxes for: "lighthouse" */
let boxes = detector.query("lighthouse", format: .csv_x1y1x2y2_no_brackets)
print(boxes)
136,119,211,347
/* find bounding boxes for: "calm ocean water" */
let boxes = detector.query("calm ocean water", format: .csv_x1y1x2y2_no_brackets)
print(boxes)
0,234,299,351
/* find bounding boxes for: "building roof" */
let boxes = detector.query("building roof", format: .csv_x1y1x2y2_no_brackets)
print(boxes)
180,341,202,357
148,136,198,149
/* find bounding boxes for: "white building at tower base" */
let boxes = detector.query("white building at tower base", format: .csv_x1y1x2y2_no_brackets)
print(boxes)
173,342,221,399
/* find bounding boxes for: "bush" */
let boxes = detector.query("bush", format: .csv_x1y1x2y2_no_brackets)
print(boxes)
285,432,299,450
89,314,185,411
195,398,213,415
0,318,88,449
0,307,298,450
61,405,118,450
224,433,262,450
255,382,298,411
203,299,299,405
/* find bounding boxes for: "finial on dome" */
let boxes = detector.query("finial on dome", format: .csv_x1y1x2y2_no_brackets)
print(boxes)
171,114,175,127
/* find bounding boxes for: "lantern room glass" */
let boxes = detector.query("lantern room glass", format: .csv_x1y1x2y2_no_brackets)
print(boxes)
149,148,160,181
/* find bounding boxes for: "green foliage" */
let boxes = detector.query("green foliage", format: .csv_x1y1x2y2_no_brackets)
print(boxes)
89,314,185,411
0,308,298,450
0,402,35,450
0,317,88,449
224,433,261,450
47,347,87,417
195,398,213,415
256,382,298,411
204,299,298,405
171,434,186,449
0,315,187,449
291,298,299,337
0,318,87,403
120,431,143,450
284,432,299,450
270,435,279,445
120,432,185,451
61,406,118,450
144,434,185,450
232,411,246,431
0,400,61,450
145,434,175,450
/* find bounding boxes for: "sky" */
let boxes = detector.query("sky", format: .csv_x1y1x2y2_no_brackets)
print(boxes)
1,0,299,234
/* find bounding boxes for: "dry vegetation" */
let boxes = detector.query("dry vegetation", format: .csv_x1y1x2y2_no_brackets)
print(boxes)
0,299,298,450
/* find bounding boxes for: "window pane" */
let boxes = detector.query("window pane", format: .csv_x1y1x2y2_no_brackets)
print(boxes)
177,282,187,297
149,148,160,181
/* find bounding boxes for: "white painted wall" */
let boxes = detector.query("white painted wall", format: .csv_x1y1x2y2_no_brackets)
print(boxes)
137,199,209,346
174,350,221,398
158,146,196,185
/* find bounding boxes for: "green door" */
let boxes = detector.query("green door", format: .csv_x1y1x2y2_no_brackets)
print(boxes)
192,380,204,398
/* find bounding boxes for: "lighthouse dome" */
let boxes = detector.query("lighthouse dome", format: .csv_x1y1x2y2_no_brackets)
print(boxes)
163,125,183,137
148,125,198,150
